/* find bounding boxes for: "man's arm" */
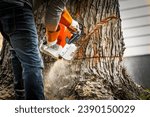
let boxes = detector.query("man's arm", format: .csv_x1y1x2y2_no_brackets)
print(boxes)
45,0,68,32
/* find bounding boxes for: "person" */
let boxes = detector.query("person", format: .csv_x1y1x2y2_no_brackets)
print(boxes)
0,0,79,99
0,0,45,100
40,0,80,59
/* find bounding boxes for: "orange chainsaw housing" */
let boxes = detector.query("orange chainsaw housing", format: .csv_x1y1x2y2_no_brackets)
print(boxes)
57,9,74,47
57,23,73,47
60,9,72,27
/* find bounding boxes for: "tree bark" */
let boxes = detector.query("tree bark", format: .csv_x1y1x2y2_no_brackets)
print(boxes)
34,0,142,99
0,39,15,99
0,0,145,99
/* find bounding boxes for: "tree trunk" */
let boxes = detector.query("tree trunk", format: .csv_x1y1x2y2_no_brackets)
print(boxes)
0,39,15,99
0,0,146,99
35,0,142,100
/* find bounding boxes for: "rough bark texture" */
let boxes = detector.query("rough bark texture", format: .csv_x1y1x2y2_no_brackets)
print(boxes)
34,0,142,100
0,0,145,100
0,40,15,99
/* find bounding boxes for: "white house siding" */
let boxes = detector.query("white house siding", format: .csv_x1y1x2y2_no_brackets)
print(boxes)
119,0,150,88
119,0,150,57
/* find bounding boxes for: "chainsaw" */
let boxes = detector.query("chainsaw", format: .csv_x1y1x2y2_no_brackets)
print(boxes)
58,22,83,60
39,9,84,60
40,22,83,61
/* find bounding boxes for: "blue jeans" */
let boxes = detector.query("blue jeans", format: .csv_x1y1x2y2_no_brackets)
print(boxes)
0,2,45,99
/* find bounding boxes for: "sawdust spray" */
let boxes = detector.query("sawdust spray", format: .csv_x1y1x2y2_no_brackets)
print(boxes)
44,59,76,99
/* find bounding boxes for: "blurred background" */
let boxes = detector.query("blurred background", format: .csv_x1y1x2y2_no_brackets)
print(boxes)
120,0,150,88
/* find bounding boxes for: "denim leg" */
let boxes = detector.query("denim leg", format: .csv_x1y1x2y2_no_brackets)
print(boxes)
11,49,25,100
0,4,45,99
23,66,44,100
12,7,45,100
